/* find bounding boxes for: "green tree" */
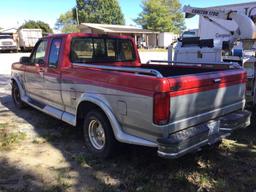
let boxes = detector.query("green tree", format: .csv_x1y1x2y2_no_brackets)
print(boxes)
75,0,125,25
135,0,185,33
164,0,186,32
20,20,53,34
55,10,79,33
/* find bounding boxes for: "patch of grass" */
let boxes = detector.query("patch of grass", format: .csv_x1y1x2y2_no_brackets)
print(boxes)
219,139,237,151
74,153,91,168
43,185,63,192
187,172,214,191
0,123,8,129
0,123,26,150
40,132,61,142
44,167,72,192
138,48,167,52
32,137,47,144
215,178,227,191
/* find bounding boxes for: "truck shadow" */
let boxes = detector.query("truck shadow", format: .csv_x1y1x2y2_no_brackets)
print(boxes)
0,90,256,191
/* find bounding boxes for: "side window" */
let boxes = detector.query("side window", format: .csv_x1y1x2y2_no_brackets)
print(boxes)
31,40,47,64
71,38,93,63
49,39,62,68
106,39,116,61
93,38,106,60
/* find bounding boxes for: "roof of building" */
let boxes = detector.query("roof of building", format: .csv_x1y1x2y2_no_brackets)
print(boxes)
79,23,159,34
0,28,17,34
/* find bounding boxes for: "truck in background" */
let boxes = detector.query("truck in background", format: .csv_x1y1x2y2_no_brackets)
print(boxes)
198,2,256,41
181,29,199,38
0,34,18,52
18,28,42,52
169,5,256,106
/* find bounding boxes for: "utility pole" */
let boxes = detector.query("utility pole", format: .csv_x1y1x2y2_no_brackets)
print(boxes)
76,7,79,25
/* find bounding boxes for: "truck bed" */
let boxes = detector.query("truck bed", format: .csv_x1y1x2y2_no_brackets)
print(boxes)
141,64,224,77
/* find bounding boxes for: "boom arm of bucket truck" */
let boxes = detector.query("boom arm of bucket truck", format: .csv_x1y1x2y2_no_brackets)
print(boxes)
183,5,256,47
179,6,256,107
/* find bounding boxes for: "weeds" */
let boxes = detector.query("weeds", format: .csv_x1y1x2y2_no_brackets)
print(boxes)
74,153,91,168
0,123,26,150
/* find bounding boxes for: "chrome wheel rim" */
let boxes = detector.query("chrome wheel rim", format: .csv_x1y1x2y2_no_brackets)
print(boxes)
88,118,105,150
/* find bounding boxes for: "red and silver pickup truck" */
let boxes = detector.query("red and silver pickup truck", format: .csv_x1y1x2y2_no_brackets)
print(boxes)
11,33,250,158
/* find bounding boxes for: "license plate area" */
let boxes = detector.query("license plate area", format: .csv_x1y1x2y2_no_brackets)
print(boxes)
207,120,220,136
208,120,220,144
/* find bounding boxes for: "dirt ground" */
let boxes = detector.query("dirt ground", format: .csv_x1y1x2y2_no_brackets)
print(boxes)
0,53,256,192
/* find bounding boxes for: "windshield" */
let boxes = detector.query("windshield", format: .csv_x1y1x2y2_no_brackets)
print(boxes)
182,31,196,38
0,35,12,39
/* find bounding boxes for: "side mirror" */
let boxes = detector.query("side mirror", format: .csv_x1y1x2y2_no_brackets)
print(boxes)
37,58,45,65
20,56,30,64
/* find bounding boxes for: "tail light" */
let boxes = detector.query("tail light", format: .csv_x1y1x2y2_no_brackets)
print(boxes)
153,92,170,125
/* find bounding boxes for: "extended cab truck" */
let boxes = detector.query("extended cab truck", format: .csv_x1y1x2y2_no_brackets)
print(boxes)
11,33,251,158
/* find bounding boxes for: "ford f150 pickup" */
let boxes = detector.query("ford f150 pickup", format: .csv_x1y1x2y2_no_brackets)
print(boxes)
11,33,251,158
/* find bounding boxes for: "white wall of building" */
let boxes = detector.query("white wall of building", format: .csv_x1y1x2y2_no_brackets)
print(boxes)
158,32,178,48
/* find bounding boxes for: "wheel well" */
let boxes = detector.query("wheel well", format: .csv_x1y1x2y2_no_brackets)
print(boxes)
76,101,108,128
11,79,19,89
11,79,16,85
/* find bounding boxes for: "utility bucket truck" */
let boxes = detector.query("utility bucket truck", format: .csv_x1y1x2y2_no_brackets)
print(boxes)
168,5,256,106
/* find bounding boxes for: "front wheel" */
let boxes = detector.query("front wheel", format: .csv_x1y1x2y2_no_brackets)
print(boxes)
83,109,117,158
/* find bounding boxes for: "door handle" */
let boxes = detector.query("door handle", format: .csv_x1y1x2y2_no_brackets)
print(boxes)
213,78,221,83
35,64,44,73
70,88,77,101
38,67,44,72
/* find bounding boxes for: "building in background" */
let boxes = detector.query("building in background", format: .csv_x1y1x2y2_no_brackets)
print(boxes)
79,23,160,48
158,32,179,48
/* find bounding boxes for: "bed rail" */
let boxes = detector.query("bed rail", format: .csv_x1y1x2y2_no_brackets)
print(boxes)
72,63,164,78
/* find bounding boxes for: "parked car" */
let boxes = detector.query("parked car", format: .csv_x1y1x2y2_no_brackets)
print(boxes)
11,33,250,159
0,35,18,52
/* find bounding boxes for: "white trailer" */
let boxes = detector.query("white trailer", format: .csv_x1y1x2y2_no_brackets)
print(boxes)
18,29,42,51
158,32,178,48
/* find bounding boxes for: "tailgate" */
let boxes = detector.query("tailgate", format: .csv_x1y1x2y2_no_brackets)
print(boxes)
167,69,246,131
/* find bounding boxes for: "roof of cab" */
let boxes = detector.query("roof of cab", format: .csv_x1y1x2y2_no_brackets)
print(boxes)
44,32,134,40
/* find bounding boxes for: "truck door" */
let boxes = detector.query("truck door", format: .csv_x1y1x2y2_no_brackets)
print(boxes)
24,39,48,103
43,38,64,111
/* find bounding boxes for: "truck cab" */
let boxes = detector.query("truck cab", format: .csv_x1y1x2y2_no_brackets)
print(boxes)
0,35,18,52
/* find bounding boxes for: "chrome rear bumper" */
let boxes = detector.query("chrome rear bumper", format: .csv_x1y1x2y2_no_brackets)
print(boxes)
157,110,251,158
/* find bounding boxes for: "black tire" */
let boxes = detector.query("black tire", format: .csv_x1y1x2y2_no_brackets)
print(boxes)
12,82,26,109
83,109,117,159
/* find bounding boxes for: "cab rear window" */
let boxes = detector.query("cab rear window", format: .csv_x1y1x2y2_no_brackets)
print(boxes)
70,37,136,63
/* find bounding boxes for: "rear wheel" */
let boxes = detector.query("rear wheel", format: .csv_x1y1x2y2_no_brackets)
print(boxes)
83,109,117,158
12,82,26,109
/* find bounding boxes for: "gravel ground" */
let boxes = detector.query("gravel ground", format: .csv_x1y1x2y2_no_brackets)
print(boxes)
0,53,30,75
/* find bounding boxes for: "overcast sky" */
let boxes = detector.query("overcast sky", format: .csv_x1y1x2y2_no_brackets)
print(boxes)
0,0,255,30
